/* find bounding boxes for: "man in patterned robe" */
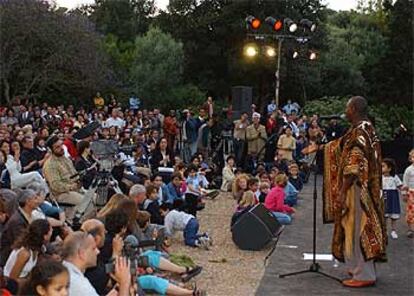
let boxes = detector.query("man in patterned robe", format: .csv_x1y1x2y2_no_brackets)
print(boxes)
323,96,386,287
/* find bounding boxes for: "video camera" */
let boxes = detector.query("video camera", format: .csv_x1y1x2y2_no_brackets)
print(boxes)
104,234,164,274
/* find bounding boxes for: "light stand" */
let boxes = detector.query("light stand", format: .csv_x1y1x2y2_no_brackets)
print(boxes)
278,147,342,282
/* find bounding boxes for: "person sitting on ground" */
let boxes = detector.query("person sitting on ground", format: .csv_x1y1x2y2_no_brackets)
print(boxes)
232,173,249,202
284,179,299,207
221,155,236,192
247,177,260,203
258,182,271,203
18,259,69,296
288,163,303,191
264,173,295,225
136,210,166,251
184,165,205,217
62,231,131,296
142,184,164,225
164,172,184,206
160,203,211,250
231,191,257,227
3,219,52,284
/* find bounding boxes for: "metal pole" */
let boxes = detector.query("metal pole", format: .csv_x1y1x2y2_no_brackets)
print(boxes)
275,39,283,107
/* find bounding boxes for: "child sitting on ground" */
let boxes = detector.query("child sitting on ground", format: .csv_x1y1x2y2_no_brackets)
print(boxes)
231,191,256,227
142,184,164,225
288,163,303,191
136,210,168,251
159,203,211,250
258,182,270,203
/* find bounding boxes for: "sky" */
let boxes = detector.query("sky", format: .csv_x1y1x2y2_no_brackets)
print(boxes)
55,0,359,11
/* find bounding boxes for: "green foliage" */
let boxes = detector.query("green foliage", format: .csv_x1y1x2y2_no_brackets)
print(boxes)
303,96,414,140
0,0,113,105
129,27,185,108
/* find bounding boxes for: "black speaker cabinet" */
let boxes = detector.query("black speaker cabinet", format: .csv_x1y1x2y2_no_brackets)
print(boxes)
231,203,283,251
231,86,252,114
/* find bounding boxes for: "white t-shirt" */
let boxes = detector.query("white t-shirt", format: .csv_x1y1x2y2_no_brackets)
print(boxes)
403,164,414,189
164,210,194,237
382,175,402,190
104,117,125,129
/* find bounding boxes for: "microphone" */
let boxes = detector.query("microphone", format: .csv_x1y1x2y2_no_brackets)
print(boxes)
319,114,346,120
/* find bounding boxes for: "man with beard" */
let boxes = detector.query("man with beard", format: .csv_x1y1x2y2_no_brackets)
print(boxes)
43,136,91,223
323,96,386,287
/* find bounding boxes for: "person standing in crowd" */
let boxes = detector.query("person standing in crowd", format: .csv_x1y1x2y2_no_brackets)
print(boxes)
382,158,403,239
163,110,178,153
283,99,300,115
267,99,277,114
233,112,249,167
182,109,198,160
402,149,414,238
203,96,214,118
277,126,296,161
93,92,105,110
323,96,386,287
246,112,267,163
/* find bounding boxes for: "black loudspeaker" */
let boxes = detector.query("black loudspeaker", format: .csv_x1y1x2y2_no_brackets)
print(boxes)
231,203,283,251
232,86,252,115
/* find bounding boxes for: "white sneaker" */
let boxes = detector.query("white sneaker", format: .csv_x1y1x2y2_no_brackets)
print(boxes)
197,237,210,250
391,230,398,239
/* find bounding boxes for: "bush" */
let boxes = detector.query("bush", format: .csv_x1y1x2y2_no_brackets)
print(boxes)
303,96,413,141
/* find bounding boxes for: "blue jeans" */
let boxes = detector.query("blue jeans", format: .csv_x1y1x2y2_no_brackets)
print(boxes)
183,218,200,247
272,212,292,225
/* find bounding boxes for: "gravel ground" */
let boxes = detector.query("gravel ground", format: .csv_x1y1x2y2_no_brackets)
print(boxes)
168,193,270,296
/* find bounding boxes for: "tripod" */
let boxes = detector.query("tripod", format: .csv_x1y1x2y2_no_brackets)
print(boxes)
278,147,342,283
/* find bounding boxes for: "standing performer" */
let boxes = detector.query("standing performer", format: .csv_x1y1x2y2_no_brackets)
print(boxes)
323,96,386,287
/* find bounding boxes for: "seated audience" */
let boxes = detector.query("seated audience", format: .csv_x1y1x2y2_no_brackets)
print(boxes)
221,155,236,192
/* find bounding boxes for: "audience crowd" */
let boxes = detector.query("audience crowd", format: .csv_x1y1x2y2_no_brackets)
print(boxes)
0,94,411,295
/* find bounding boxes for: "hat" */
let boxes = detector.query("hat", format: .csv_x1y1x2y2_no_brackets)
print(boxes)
46,135,59,149
252,112,261,118
182,109,190,113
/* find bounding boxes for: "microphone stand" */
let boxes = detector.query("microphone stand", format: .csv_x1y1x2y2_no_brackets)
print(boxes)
278,142,341,282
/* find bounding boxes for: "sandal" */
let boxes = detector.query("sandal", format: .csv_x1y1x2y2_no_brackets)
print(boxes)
182,266,203,282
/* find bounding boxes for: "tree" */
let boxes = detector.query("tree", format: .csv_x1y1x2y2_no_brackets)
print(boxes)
129,26,204,109
0,0,112,105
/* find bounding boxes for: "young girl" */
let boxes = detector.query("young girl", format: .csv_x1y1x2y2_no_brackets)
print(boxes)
4,219,52,283
264,173,295,225
19,260,69,296
402,149,414,238
232,174,249,202
143,184,164,225
382,158,403,239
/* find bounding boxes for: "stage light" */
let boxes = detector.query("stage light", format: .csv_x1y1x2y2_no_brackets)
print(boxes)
265,46,276,57
265,16,283,31
246,15,261,30
284,18,297,33
244,44,259,57
309,51,317,60
292,51,299,59
300,19,316,32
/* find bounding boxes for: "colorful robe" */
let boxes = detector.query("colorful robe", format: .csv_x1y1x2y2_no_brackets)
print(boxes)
323,121,386,262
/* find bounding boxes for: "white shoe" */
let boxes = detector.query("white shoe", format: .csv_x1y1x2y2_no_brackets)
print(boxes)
391,230,398,239
197,237,210,250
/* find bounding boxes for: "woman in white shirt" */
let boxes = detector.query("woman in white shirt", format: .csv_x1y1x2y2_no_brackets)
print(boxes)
5,141,48,190
221,155,236,192
4,219,52,283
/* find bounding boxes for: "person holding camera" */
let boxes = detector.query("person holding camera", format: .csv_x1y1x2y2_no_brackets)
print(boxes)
62,231,131,296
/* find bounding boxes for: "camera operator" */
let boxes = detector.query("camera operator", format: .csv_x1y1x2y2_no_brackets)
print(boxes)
62,231,130,296
82,218,125,295
43,136,91,223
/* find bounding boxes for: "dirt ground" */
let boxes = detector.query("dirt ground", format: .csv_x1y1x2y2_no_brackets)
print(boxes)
168,193,271,296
